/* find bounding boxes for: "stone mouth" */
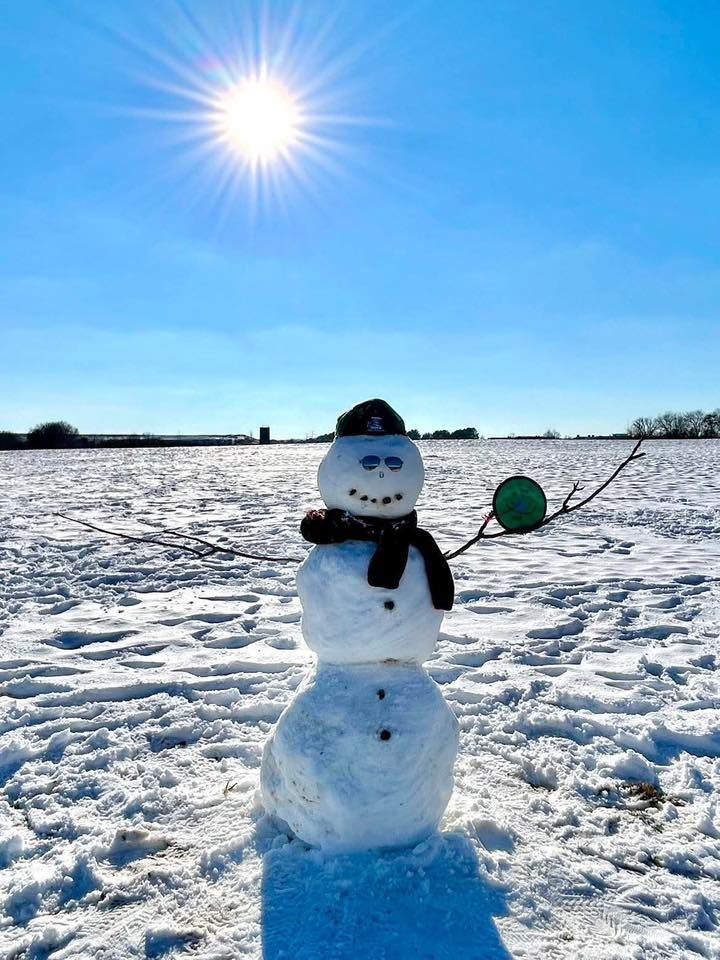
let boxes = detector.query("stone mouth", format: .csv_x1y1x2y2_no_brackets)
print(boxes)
348,487,404,507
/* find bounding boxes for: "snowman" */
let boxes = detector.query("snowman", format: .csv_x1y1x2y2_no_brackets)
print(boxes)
261,399,459,853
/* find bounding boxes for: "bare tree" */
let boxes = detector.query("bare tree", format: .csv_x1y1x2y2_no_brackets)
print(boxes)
653,411,683,438
633,408,720,439
27,421,80,449
683,410,706,438
701,412,720,438
627,416,656,439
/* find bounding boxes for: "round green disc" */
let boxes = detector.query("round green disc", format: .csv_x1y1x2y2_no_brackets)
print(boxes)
492,475,547,532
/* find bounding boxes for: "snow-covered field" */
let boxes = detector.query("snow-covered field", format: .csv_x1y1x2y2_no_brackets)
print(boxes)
1,439,718,960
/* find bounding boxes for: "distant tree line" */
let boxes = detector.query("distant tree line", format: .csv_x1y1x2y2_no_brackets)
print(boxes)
0,421,81,450
628,409,720,439
0,421,151,450
412,427,480,440
302,426,480,442
20,414,703,449
0,431,24,450
0,421,257,451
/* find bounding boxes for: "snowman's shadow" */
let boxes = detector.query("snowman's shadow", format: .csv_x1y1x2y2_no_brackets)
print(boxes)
261,829,511,959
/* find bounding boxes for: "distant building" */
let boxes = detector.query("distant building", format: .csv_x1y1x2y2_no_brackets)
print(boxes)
259,426,271,445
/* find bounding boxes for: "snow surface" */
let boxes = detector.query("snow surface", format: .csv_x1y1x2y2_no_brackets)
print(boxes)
1,439,719,959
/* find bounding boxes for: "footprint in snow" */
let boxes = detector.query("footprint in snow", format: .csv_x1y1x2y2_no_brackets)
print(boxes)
47,629,139,650
526,619,585,640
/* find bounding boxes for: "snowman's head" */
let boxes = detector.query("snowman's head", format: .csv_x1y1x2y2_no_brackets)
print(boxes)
317,399,424,519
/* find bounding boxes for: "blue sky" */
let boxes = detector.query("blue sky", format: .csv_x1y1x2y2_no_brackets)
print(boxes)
2,0,719,438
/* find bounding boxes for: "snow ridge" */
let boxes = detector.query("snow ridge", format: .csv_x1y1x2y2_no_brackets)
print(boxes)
0,440,718,958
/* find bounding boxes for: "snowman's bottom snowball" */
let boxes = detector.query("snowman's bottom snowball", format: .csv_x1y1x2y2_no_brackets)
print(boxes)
260,662,459,853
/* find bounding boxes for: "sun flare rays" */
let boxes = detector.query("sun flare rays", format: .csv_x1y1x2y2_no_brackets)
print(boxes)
103,1,383,223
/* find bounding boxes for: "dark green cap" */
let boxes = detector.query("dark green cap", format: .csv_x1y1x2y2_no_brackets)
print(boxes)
335,399,406,438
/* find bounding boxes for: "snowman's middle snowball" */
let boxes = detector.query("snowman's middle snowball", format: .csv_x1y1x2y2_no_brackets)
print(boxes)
297,540,443,663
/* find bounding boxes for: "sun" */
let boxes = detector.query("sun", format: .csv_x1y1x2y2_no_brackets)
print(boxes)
215,75,302,165
113,3,378,218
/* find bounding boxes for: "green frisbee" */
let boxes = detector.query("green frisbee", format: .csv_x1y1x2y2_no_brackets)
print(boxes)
492,475,547,532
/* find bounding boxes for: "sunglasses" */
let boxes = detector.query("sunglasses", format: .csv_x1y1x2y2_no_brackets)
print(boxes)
360,455,403,471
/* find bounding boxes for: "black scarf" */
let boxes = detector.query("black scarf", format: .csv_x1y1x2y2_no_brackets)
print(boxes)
300,509,454,611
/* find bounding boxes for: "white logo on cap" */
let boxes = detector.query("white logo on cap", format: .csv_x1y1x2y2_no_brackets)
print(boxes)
367,416,384,433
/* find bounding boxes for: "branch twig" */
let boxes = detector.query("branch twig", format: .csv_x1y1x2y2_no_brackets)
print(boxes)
56,514,303,564
562,481,583,511
444,439,645,561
